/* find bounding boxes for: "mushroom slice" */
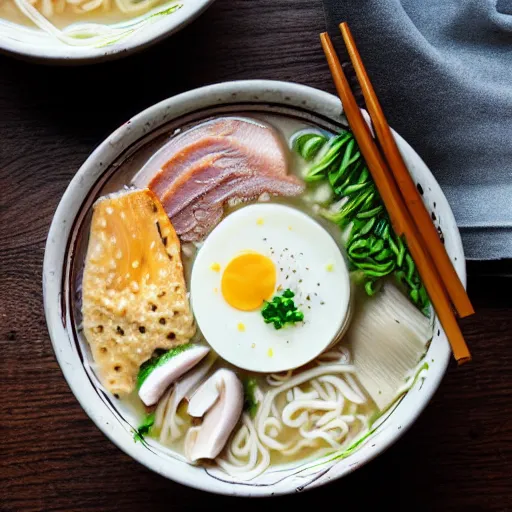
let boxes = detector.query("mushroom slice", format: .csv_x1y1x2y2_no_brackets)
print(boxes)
154,353,218,443
184,369,243,462
137,345,209,406
177,352,218,404
187,370,223,418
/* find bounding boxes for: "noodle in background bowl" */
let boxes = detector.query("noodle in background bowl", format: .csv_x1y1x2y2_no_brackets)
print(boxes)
43,80,466,495
0,0,215,64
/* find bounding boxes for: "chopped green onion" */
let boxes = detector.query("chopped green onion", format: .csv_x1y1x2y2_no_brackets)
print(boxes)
261,289,305,330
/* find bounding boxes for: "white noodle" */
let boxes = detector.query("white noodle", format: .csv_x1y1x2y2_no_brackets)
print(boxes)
153,387,171,431
158,388,187,444
153,385,187,445
216,413,271,481
114,0,159,15
266,370,292,386
318,375,366,404
8,0,182,47
253,363,364,457
41,0,52,17
316,344,351,365
79,0,105,12
55,0,66,13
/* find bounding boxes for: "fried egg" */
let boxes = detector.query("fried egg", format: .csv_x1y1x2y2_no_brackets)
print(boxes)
190,203,352,372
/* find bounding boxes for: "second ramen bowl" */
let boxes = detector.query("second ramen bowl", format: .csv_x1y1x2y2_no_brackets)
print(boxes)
0,0,215,64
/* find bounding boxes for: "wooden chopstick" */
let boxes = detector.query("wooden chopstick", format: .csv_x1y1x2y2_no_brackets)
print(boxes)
339,22,474,319
320,32,471,364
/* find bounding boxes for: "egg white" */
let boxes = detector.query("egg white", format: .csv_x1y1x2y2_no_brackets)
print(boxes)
190,203,351,373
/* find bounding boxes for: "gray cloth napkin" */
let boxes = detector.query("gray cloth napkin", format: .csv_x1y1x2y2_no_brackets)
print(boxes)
322,0,512,260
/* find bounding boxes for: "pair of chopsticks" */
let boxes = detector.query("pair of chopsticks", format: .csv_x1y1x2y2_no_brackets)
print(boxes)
320,24,474,364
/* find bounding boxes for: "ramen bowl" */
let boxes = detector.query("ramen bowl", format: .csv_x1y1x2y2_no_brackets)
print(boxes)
43,80,466,496
0,0,215,64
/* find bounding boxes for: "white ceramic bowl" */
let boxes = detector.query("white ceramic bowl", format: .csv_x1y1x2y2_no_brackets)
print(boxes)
43,80,466,496
0,0,215,64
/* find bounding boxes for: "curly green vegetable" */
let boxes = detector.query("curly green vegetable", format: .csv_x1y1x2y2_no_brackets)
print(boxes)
293,132,329,161
297,130,430,315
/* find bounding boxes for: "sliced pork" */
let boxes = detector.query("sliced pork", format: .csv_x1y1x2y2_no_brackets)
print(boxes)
133,117,305,241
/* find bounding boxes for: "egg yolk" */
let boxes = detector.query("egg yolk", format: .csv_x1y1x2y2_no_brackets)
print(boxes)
221,252,276,311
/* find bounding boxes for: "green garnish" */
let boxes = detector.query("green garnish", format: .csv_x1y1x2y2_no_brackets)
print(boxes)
305,132,353,182
133,412,155,442
293,132,329,161
297,130,430,315
136,344,194,389
261,289,304,330
243,377,259,418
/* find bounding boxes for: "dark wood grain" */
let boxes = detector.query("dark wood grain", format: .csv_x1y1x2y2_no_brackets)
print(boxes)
0,1,511,510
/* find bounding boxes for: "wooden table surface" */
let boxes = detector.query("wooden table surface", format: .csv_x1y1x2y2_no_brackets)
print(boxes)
1,1,511,510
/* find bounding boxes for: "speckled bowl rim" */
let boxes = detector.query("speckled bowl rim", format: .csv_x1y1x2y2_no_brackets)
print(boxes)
43,80,466,496
0,0,215,64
